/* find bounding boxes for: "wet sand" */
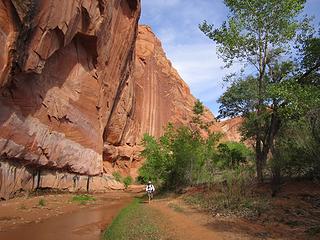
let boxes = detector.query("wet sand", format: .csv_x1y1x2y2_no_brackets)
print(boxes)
0,193,133,240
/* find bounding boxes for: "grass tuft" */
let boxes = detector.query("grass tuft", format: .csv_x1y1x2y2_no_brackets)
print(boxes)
71,194,95,205
19,204,27,210
123,176,133,189
112,171,122,182
103,198,172,240
38,198,46,207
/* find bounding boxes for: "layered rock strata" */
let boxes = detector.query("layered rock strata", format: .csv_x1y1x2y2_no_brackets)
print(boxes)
219,117,244,142
0,1,241,199
103,25,221,177
0,0,140,199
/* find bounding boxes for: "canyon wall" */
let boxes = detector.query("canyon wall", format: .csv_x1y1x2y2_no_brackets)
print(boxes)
219,117,243,143
0,0,140,199
103,25,221,177
0,1,241,199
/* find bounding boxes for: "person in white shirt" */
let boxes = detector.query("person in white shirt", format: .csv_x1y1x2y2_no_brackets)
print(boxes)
146,181,155,203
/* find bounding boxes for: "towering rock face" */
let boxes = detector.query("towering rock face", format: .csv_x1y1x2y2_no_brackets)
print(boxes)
0,0,140,199
132,25,218,138
103,25,220,176
0,1,240,199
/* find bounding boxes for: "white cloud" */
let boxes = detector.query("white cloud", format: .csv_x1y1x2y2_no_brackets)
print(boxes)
140,0,231,115
140,0,320,115
157,28,177,45
162,42,237,115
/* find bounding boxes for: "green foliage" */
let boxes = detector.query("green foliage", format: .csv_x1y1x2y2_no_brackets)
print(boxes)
139,124,222,188
217,142,253,169
200,0,320,183
113,171,134,188
139,130,173,185
103,198,171,240
218,77,258,118
123,176,133,189
112,171,122,182
193,99,204,115
267,80,320,119
271,117,320,179
200,0,308,68
139,119,254,189
38,198,46,207
298,35,320,86
72,194,96,204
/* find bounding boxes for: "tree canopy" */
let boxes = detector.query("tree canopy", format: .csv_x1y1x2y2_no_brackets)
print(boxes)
200,0,320,182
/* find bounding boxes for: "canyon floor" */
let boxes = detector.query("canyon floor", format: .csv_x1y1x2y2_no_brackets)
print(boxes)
0,183,319,240
0,192,134,240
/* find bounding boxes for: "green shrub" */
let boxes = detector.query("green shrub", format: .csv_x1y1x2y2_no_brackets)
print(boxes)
216,141,253,169
123,176,133,189
38,198,46,207
72,194,95,204
139,123,222,188
112,171,122,182
270,116,320,180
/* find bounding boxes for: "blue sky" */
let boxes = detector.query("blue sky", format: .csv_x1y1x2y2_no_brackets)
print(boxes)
140,0,320,116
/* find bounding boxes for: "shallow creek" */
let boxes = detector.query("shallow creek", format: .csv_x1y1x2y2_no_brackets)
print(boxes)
0,194,132,240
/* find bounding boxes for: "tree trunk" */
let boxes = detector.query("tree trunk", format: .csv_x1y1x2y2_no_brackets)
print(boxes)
255,138,264,183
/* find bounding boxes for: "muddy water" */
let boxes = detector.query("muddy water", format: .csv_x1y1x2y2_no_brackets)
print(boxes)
0,195,132,240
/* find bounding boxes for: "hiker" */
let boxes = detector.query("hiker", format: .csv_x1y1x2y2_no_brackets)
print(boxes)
146,181,155,203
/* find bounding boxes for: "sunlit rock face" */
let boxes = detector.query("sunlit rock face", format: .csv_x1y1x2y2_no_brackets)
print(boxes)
0,0,140,199
219,117,244,143
0,1,242,199
103,25,222,177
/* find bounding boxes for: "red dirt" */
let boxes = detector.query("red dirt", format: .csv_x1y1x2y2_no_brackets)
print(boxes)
0,192,134,240
147,180,320,240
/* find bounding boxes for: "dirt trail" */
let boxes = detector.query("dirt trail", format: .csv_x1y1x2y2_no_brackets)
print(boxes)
0,192,134,240
148,199,266,240
150,200,223,240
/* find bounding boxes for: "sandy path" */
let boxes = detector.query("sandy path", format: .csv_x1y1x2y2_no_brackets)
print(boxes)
147,198,275,240
149,199,226,240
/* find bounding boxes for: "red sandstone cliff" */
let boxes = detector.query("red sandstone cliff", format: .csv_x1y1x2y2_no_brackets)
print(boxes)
0,0,140,199
133,25,219,137
219,117,244,142
103,25,221,177
0,1,242,199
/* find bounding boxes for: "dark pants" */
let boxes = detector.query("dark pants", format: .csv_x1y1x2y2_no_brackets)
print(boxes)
147,191,153,200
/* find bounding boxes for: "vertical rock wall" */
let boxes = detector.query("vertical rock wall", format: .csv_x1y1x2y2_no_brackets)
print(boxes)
0,3,242,199
0,0,140,199
103,25,221,177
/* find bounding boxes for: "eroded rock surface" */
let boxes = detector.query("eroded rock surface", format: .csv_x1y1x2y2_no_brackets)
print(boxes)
0,0,140,199
0,2,242,199
103,25,221,177
219,117,244,142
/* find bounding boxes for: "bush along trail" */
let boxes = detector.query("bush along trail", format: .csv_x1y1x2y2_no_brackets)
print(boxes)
104,184,320,240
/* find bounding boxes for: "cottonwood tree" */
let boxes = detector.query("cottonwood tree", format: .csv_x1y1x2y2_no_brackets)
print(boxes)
200,0,320,182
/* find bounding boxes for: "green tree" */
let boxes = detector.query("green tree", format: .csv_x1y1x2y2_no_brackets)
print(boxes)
193,99,204,115
200,0,319,182
217,141,253,169
139,124,222,188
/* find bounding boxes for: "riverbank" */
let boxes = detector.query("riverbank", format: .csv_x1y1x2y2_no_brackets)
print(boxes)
0,192,134,240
